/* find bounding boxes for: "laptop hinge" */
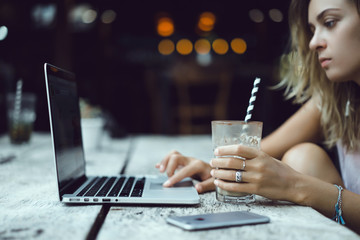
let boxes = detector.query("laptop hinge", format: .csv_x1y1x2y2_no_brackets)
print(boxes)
60,175,87,198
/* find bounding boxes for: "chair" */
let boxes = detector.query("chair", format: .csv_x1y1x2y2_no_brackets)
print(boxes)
171,61,232,134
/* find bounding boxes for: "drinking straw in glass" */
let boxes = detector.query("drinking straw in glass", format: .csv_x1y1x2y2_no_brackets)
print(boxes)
13,79,23,124
244,77,261,122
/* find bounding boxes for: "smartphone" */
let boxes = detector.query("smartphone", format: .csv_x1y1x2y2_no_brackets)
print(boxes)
166,211,270,231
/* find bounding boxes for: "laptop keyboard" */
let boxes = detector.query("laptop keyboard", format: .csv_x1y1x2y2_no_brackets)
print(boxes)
119,177,135,197
77,176,145,198
108,177,126,197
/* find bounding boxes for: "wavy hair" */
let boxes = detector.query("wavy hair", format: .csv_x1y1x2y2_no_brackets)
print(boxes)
278,0,360,151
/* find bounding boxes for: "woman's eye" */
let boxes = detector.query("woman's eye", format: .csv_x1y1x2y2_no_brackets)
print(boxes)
324,20,336,28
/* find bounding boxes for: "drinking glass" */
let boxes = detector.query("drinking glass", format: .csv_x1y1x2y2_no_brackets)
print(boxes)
6,93,37,144
212,120,262,203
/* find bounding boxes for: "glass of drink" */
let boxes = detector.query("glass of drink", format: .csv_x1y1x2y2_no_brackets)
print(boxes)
6,93,37,144
211,120,263,203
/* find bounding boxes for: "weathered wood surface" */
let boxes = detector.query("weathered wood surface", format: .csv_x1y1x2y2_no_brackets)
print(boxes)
1,134,359,240
0,133,129,240
98,135,360,240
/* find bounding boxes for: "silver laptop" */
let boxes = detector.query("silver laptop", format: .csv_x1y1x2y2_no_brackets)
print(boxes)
44,63,199,205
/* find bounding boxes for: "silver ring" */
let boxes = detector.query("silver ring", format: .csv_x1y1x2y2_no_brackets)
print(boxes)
235,171,242,183
241,160,246,171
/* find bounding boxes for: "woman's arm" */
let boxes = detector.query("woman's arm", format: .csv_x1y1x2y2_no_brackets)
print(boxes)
296,174,360,234
156,97,324,194
262,97,323,159
211,145,360,234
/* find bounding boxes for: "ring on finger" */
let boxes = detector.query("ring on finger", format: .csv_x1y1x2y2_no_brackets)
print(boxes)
241,160,246,171
235,171,242,183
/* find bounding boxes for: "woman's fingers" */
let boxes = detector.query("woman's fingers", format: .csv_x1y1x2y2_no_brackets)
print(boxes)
214,179,254,194
212,154,299,202
195,177,216,193
164,164,215,193
157,151,215,194
211,169,237,182
155,150,181,173
166,154,186,177
163,160,206,187
210,168,256,183
211,145,265,171
210,157,246,170
214,144,259,159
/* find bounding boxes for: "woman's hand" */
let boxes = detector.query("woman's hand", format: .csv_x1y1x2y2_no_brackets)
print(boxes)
155,150,215,193
210,144,301,202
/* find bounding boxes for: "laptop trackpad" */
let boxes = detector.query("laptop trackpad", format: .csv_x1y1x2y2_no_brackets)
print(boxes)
150,179,194,190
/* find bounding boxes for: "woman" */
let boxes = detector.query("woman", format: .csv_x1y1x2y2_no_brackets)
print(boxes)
156,0,360,234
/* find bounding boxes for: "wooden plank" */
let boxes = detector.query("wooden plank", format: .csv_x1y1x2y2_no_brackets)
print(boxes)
0,133,130,240
98,135,360,240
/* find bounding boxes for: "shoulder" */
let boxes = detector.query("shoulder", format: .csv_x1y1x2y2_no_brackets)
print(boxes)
300,97,321,118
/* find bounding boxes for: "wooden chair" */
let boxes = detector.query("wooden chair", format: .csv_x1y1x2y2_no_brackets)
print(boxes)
171,62,232,134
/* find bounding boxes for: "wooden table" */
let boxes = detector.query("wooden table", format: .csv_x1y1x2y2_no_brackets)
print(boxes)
1,133,359,240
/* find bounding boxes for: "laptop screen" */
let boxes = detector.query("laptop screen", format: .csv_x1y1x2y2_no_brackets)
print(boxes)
44,64,86,194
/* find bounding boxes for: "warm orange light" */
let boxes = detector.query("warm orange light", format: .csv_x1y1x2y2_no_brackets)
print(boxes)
212,38,229,55
157,17,174,37
198,12,216,32
158,39,175,55
176,39,193,55
231,38,247,54
194,39,211,55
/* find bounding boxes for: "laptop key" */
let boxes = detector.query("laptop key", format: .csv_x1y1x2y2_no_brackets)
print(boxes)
96,177,116,197
119,177,135,197
77,177,98,196
108,177,126,197
85,177,108,196
131,177,145,197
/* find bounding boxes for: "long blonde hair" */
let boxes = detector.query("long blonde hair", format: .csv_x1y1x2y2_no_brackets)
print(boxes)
278,0,360,151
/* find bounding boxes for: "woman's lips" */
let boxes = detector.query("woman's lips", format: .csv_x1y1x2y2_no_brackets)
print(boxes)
319,58,331,68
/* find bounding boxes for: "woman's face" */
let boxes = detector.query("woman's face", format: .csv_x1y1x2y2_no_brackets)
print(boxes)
308,0,360,85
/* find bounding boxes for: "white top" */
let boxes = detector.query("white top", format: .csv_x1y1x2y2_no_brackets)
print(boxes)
337,141,360,194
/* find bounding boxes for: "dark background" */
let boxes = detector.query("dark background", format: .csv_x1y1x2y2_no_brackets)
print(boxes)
0,0,299,138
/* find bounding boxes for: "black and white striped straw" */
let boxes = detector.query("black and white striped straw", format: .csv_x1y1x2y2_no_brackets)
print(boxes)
13,79,23,124
244,77,261,122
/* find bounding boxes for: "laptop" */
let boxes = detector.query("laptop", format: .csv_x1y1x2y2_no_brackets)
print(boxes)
44,63,199,205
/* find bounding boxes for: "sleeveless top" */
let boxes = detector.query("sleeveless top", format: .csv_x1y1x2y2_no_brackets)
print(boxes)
336,141,360,194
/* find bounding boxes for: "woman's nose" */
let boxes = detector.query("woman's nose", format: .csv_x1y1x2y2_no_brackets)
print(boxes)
309,31,327,52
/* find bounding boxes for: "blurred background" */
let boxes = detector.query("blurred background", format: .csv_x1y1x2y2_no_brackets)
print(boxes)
0,0,299,138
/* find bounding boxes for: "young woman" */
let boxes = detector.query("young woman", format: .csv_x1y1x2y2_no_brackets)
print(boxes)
156,0,360,234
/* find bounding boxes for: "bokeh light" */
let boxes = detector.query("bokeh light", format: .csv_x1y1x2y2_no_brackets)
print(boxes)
0,26,9,41
101,10,116,24
82,9,97,24
231,38,247,54
69,4,98,31
158,39,175,55
269,9,283,22
31,4,57,27
196,53,212,66
249,9,264,23
198,12,216,32
176,39,193,55
194,39,211,55
212,38,229,55
157,17,174,37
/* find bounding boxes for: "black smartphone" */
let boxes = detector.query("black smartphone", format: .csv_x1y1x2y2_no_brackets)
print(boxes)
166,211,270,231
